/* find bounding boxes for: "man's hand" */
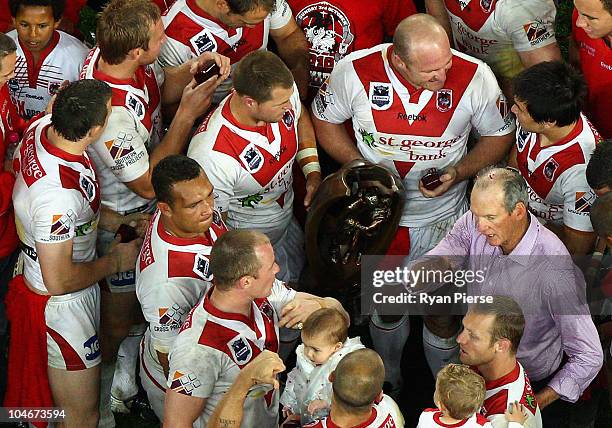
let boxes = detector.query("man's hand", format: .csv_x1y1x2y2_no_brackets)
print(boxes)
279,296,322,328
123,212,152,238
109,236,143,273
45,80,70,114
418,166,459,198
240,350,286,390
307,399,329,415
189,52,231,81
505,401,528,424
304,172,322,209
535,386,560,409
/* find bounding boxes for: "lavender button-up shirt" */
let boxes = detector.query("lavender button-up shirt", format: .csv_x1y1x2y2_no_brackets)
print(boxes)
426,211,603,402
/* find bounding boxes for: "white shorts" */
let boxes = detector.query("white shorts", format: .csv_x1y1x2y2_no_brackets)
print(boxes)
139,333,167,420
272,217,305,284
97,229,136,293
46,284,101,370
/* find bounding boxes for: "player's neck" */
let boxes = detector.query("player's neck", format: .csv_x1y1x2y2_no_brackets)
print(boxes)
47,126,88,156
478,356,517,384
98,57,139,81
209,286,252,318
329,397,373,427
160,216,207,240
437,411,465,425
230,95,266,127
539,121,578,148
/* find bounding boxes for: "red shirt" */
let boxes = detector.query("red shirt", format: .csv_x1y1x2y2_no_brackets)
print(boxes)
287,0,416,99
572,8,612,138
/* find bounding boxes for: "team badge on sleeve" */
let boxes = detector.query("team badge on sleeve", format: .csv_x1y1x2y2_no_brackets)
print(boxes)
50,211,75,239
190,29,217,54
170,371,202,395
574,191,595,214
436,89,453,112
369,83,392,110
193,254,212,281
228,335,253,364
126,94,145,120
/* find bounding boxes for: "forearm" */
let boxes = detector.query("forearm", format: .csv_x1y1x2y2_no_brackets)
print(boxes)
206,377,250,428
454,134,514,181
312,116,361,164
99,206,124,233
46,255,117,295
425,0,453,42
161,63,193,105
277,31,309,98
535,386,560,409
297,108,320,178
149,109,196,172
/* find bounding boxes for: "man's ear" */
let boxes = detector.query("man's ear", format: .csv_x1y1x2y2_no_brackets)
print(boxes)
216,0,231,13
512,201,527,220
237,274,251,291
242,95,258,109
494,338,512,354
158,201,172,217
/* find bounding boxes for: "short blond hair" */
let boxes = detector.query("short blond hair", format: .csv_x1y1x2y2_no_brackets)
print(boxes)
435,364,485,420
302,308,347,345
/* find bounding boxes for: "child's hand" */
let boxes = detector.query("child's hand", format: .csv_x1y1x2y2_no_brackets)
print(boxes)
282,406,294,419
307,399,329,415
505,401,528,424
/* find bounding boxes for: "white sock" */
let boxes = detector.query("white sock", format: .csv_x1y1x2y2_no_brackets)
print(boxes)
422,324,460,378
369,313,410,390
111,323,145,399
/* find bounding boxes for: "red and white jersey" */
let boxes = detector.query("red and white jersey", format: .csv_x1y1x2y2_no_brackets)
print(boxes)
1,84,25,153
442,0,557,80
12,115,100,293
572,9,612,139
313,43,514,227
515,114,600,232
188,86,300,243
417,408,492,428
81,47,164,214
480,362,542,428
288,0,416,96
167,281,296,428
7,30,88,119
159,0,293,102
136,208,227,360
304,395,404,428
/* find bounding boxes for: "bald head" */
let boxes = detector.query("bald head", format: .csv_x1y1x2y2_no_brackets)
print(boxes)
332,349,385,412
393,14,450,62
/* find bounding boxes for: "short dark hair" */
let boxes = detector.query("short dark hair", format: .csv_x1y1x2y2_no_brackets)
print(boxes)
96,0,160,65
210,230,270,290
233,50,294,103
469,296,525,354
512,61,587,127
0,33,17,63
333,349,385,413
51,79,112,142
152,155,203,205
9,0,65,21
226,0,275,14
603,0,612,14
591,193,612,239
586,139,612,191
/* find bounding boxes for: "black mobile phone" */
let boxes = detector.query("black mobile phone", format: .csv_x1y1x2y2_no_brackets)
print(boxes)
421,168,443,191
115,223,138,243
194,61,221,85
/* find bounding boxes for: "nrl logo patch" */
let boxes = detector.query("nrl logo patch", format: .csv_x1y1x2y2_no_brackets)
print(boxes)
193,253,212,281
79,173,96,202
239,144,264,173
480,0,494,13
126,93,145,121
48,81,61,95
228,335,252,364
436,89,453,112
190,29,217,55
369,82,392,110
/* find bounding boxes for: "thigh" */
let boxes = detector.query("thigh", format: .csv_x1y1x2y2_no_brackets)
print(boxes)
48,364,100,428
99,289,143,360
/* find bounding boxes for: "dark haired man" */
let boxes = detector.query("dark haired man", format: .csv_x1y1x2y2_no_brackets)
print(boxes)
571,0,612,138
457,296,542,428
164,229,348,427
509,61,600,255
160,0,309,100
6,79,141,427
136,155,228,420
81,0,230,418
586,138,612,197
7,0,88,119
188,50,320,284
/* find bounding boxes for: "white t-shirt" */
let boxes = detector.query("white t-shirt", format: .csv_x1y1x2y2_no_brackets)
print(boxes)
12,115,100,293
188,85,300,244
442,0,557,80
515,114,600,232
137,208,227,358
167,281,296,428
7,30,88,119
81,47,164,214
159,0,293,102
417,408,493,428
304,395,405,428
312,43,514,228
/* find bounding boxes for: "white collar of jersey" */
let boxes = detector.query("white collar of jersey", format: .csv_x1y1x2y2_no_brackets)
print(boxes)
183,2,247,45
383,46,434,124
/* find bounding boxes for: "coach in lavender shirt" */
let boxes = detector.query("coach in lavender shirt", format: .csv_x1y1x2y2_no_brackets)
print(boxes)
412,167,602,413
